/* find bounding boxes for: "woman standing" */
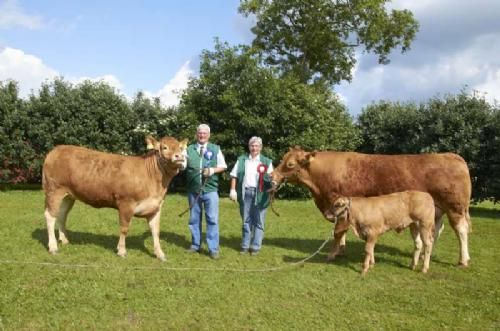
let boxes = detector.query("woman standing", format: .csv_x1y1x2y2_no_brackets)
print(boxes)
229,137,273,255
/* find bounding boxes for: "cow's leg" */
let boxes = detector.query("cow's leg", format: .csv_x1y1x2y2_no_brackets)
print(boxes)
117,207,133,258
57,196,75,245
447,210,471,266
409,223,423,270
434,207,445,243
420,225,434,273
362,237,376,276
147,209,165,261
327,229,347,262
44,191,67,254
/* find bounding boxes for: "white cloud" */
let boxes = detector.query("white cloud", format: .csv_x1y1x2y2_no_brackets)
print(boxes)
0,46,128,98
0,0,44,30
0,47,58,96
151,61,194,107
72,74,124,91
474,69,500,105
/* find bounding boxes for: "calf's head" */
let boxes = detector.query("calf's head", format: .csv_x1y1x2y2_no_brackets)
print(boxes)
324,195,350,222
271,146,316,189
146,136,187,169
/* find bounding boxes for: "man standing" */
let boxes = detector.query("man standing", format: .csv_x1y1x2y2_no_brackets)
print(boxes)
229,137,273,255
184,124,227,259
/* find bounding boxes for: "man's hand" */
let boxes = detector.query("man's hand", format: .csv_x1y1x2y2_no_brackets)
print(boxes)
202,167,215,177
229,189,237,201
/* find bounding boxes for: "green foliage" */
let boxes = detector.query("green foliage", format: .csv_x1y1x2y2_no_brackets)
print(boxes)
0,81,36,183
357,91,497,201
179,41,360,196
0,190,499,329
129,92,182,154
239,0,419,85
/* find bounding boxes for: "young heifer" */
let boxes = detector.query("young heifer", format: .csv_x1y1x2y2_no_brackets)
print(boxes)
324,190,435,276
42,136,187,261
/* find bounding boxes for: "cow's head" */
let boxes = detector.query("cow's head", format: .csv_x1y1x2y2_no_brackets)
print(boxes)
271,146,316,190
324,194,350,222
146,136,187,169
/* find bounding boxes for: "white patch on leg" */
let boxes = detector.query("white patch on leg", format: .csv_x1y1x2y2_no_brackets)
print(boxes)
45,209,58,254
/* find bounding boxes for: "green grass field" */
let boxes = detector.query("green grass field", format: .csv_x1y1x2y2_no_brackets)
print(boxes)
0,189,499,330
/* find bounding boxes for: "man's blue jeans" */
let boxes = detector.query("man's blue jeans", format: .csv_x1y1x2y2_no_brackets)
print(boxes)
240,187,267,252
188,191,219,253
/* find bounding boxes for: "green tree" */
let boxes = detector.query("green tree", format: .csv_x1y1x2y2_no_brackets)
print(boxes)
0,81,36,183
357,91,495,201
239,0,419,85
22,78,135,182
129,92,181,154
179,41,359,196
476,105,500,202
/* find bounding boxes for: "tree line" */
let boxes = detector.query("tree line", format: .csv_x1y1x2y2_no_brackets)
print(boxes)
1,42,499,201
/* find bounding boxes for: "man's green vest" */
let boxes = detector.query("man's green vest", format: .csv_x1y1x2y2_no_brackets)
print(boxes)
236,154,273,209
186,143,220,193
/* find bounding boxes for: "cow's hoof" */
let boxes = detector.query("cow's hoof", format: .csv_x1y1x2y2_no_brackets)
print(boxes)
422,268,428,274
59,238,69,245
457,261,469,268
157,255,166,262
48,246,58,254
117,251,127,258
326,255,336,262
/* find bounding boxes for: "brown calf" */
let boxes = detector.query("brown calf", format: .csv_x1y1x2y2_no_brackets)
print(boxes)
324,190,435,275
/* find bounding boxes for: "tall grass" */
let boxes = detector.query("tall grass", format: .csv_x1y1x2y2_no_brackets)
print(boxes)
0,190,499,330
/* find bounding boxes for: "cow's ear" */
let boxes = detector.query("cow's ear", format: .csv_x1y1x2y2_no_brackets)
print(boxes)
145,136,159,150
306,151,316,163
180,138,188,149
300,151,316,166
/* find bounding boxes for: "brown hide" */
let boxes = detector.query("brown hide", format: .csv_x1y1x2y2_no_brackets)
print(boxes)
272,147,472,265
273,149,471,219
325,190,436,274
42,136,187,260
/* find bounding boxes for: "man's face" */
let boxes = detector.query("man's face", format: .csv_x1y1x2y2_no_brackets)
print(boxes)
249,142,262,157
197,129,210,144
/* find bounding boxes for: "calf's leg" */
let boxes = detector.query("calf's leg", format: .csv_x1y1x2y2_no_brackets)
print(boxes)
327,229,347,262
420,225,434,273
362,237,376,276
409,223,423,270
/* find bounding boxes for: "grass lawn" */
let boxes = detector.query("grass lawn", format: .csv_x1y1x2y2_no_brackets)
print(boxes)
0,189,499,330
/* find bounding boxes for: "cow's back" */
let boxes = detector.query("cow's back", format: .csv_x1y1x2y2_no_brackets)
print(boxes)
43,145,149,208
312,152,471,214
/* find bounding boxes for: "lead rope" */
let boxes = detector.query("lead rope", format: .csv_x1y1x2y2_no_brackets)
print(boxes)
0,228,334,272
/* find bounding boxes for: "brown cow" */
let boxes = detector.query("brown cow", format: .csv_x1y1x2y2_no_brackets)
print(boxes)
42,136,187,261
324,191,435,275
271,147,472,266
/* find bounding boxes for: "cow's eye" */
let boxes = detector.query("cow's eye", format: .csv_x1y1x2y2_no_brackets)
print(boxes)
162,146,169,151
286,161,296,168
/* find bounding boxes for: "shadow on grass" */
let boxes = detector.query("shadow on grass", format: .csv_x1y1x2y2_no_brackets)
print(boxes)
31,228,456,269
32,228,158,258
470,206,500,220
31,228,243,257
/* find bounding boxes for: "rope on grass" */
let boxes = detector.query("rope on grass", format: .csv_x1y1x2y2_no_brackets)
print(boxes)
0,230,333,273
